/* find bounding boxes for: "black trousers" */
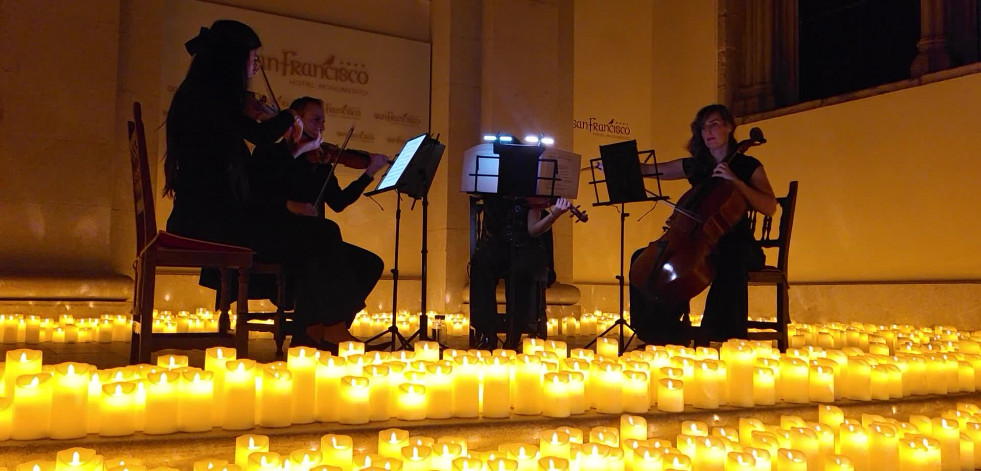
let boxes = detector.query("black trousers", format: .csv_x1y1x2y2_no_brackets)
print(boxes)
254,214,383,328
469,242,546,338
629,226,763,345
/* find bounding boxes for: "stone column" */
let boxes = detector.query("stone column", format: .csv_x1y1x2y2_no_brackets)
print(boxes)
910,0,952,77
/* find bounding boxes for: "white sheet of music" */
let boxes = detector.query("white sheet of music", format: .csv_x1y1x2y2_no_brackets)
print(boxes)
460,143,499,193
536,147,581,199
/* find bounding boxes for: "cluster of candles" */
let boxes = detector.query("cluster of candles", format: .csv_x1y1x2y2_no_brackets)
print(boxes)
349,310,629,340
5,405,981,470
0,314,130,344
2,318,981,440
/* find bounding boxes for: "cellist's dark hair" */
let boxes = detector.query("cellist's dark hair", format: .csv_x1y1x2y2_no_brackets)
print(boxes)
686,104,737,176
163,20,261,197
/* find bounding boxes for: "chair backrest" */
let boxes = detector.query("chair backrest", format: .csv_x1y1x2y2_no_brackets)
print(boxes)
128,101,157,255
748,181,799,272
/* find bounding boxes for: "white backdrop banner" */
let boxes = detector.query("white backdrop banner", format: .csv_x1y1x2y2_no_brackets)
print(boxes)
160,0,431,156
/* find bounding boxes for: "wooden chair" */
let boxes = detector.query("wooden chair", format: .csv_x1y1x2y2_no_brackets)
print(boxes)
128,101,255,363
746,180,799,351
212,262,291,356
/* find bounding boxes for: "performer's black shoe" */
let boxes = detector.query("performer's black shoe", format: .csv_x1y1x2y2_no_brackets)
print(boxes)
473,331,498,351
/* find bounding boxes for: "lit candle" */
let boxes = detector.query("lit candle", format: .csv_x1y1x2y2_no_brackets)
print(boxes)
481,356,512,418
432,442,464,469
621,415,648,442
744,447,771,471
579,443,611,471
503,443,540,470
55,447,101,471
452,355,479,418
692,360,721,409
223,359,257,430
722,341,755,407
824,455,855,471
839,422,869,471
775,448,807,471
453,458,485,471
899,435,941,471
257,365,292,428
809,363,835,403
338,341,365,358
931,417,960,471
315,355,346,422
144,370,180,434
542,372,571,418
364,364,391,421
397,383,427,420
540,430,571,460
868,423,899,470
789,427,819,470
4,349,42,398
16,460,56,471
320,434,353,471
596,337,619,358
425,362,454,419
235,435,270,468
657,378,684,412
287,450,322,471
623,370,650,413
514,355,543,415
286,346,317,424
338,376,370,424
778,357,809,403
11,373,53,440
178,369,213,432
595,361,624,414
204,347,234,427
415,341,440,362
590,426,620,447
401,445,432,471
727,451,756,470
245,452,281,471
49,362,92,439
24,316,41,344
99,381,138,436
157,354,189,370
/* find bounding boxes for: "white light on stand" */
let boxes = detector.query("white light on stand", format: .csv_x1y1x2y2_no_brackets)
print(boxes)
499,135,513,142
483,135,498,142
524,135,540,144
540,137,555,145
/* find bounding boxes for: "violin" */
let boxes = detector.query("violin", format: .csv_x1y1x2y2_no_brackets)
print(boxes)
299,133,393,170
628,127,766,304
244,91,280,122
527,197,589,223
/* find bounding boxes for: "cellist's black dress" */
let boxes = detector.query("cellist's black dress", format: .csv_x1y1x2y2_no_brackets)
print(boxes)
629,153,765,345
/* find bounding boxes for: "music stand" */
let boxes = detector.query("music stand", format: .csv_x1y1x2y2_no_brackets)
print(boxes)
364,133,445,350
462,141,580,348
585,139,668,354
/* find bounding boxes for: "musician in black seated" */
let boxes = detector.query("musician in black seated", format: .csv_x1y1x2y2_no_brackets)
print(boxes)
469,195,570,350
629,104,776,345
249,96,389,348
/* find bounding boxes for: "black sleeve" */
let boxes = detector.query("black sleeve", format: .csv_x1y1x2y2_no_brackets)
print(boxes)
324,172,374,213
241,111,295,146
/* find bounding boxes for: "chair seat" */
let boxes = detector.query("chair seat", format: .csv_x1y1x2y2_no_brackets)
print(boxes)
748,265,785,284
145,231,253,269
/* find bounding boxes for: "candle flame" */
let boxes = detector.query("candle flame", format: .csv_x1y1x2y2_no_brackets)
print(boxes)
248,437,255,448
33,465,40,471
20,352,27,362
114,384,123,395
71,452,81,465
29,376,39,387
67,363,75,375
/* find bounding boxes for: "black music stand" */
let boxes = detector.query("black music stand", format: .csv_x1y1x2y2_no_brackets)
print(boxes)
585,139,668,354
463,140,574,349
364,133,445,351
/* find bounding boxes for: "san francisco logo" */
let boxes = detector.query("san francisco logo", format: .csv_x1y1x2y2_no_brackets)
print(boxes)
259,51,370,85
573,117,632,137
373,111,422,127
325,103,362,119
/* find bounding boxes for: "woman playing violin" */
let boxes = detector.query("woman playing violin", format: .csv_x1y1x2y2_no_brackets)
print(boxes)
250,96,389,348
630,104,776,345
469,194,571,350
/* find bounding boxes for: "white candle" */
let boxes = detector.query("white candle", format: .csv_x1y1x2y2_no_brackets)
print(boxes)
397,383,427,420
144,370,180,435
204,347,235,427
257,365,292,428
722,341,755,407
338,376,370,424
542,372,571,418
320,434,353,470
235,435,269,468
514,354,543,415
178,369,213,432
286,346,317,424
315,355,346,423
4,349,42,398
11,373,53,440
49,362,92,439
595,361,624,414
378,428,410,459
364,364,391,421
657,378,684,412
452,355,479,418
99,381,138,436
223,359,257,430
623,370,650,413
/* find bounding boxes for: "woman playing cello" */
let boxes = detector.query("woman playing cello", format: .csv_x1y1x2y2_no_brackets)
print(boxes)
629,104,777,345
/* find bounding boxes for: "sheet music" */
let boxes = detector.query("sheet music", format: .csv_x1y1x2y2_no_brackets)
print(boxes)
376,133,427,191
537,147,581,199
460,143,499,193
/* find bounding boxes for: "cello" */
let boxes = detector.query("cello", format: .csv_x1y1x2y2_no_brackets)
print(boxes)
628,127,767,304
